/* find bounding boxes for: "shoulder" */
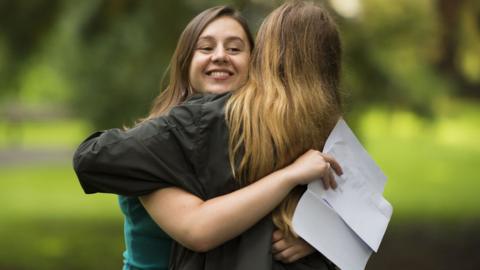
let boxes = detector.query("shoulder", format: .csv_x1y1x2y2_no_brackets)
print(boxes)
182,92,231,114
129,92,230,141
169,92,231,127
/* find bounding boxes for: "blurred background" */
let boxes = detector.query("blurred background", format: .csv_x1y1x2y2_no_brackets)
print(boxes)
0,0,478,269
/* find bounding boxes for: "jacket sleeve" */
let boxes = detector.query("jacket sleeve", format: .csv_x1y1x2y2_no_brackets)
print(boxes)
73,103,206,197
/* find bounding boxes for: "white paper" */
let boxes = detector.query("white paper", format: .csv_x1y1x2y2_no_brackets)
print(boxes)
323,119,387,193
321,119,392,251
292,118,393,269
292,189,373,270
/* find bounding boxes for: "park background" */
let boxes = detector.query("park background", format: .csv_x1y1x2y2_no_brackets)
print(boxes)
0,0,478,269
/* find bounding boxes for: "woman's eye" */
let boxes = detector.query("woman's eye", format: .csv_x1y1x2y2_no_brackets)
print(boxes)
198,47,213,52
227,48,241,53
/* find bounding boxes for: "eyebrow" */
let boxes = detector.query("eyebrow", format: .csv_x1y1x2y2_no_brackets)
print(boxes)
197,35,246,44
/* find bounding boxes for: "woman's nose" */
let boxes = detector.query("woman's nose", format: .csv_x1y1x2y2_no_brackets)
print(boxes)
211,47,228,63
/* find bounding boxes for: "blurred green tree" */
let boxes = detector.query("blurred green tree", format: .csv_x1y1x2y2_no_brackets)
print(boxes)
65,0,196,128
435,0,480,98
63,0,269,129
334,0,479,126
0,0,478,129
0,0,61,99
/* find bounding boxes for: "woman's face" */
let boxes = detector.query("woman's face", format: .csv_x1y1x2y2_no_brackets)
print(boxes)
189,16,251,94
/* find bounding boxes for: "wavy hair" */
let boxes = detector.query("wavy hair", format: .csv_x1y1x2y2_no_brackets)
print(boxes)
226,0,343,238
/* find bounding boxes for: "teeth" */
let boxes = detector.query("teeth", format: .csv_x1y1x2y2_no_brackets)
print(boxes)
209,71,230,77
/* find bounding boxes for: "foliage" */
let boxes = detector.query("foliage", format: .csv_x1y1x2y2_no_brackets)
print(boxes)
0,0,61,98
65,1,194,128
0,0,478,129
341,0,450,118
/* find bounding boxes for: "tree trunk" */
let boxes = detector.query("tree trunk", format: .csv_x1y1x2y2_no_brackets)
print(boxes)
435,0,480,98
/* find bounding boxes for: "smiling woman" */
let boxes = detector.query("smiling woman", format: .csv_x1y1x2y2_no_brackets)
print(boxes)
189,16,251,94
73,4,325,270
146,7,254,121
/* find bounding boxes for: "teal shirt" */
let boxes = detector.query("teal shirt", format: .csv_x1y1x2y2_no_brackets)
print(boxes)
119,196,172,270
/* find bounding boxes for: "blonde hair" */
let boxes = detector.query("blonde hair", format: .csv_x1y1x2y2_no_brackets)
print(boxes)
226,0,342,238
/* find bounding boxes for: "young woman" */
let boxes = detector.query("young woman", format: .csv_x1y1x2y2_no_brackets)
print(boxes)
74,4,338,270
74,2,340,269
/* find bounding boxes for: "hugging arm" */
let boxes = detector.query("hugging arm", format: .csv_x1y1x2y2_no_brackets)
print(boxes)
74,125,339,256
73,102,341,256
140,170,296,252
140,149,341,253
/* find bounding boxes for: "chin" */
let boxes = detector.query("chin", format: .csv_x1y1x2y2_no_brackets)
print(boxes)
206,87,231,94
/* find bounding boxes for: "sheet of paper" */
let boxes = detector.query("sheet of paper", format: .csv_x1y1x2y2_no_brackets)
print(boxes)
321,119,393,251
292,118,393,269
323,118,387,192
292,189,372,270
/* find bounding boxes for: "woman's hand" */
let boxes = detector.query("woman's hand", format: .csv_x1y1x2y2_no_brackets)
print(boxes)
283,149,343,189
272,229,315,263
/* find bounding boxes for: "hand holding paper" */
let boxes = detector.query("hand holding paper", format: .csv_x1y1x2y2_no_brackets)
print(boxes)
292,118,393,270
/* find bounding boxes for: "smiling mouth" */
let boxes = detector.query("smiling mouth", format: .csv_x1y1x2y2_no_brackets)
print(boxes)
206,70,233,79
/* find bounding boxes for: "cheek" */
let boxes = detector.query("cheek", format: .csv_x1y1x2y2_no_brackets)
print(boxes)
237,57,250,77
188,64,200,92
189,57,200,75
190,53,209,74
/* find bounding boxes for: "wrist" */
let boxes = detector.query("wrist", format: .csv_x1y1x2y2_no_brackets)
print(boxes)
276,166,301,189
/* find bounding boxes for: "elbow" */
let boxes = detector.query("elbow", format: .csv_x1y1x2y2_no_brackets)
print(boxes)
185,241,211,253
72,153,84,175
72,146,100,194
72,151,89,181
72,141,93,175
72,158,94,194
72,131,104,174
181,227,218,252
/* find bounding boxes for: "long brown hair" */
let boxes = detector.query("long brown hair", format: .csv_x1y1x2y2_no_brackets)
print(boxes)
146,6,254,119
226,0,343,238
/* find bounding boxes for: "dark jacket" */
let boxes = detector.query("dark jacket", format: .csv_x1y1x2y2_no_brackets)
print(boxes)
73,92,334,270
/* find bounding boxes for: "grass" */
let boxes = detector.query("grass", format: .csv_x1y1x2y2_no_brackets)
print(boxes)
0,217,123,270
0,164,121,220
0,164,124,270
359,99,480,221
0,119,91,149
367,135,480,220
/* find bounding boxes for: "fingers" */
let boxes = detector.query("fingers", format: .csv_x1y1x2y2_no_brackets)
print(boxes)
320,161,338,190
326,163,337,189
321,162,331,190
274,246,300,263
272,229,283,243
272,239,289,254
273,239,316,263
330,174,338,189
321,153,342,190
292,149,343,189
322,153,343,176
